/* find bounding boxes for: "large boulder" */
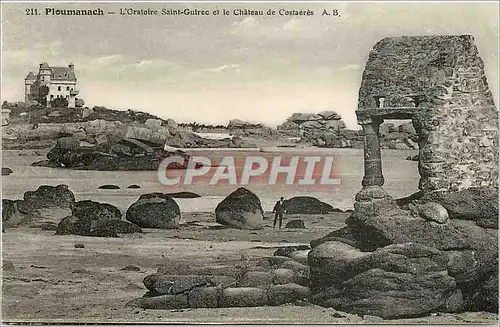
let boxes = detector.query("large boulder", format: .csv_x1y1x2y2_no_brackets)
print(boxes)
285,219,306,229
23,184,75,209
309,242,457,319
71,200,122,224
345,200,468,251
418,187,498,223
56,200,140,237
284,196,334,214
2,199,39,228
215,188,264,229
126,193,181,229
89,219,142,237
55,215,92,236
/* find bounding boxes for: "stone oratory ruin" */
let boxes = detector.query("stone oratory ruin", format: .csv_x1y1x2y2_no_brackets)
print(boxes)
356,35,497,199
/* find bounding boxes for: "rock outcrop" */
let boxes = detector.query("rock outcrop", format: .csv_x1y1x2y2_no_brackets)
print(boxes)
309,242,457,319
215,188,264,230
128,250,311,310
23,184,75,209
126,193,181,229
277,111,362,148
33,137,192,171
284,196,334,214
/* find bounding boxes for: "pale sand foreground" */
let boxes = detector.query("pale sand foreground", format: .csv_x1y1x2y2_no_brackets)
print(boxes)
1,210,498,324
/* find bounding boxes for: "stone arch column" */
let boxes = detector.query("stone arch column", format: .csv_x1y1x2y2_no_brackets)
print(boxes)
356,116,388,201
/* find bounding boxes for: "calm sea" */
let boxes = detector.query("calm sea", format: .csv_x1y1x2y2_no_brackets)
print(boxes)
1,148,419,213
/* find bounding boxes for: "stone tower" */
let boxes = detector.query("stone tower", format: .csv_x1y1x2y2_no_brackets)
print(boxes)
24,71,36,104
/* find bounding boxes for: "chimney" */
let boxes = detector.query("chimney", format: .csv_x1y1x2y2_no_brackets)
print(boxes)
69,63,74,71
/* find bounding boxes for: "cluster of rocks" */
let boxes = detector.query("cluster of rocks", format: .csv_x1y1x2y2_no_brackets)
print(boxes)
32,136,193,171
57,200,142,237
277,111,362,148
127,248,312,309
379,122,418,150
307,186,498,318
2,105,258,151
214,189,337,230
2,185,143,237
276,111,420,150
2,184,339,235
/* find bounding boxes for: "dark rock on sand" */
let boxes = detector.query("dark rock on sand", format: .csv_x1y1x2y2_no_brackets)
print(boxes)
121,265,141,272
23,184,75,209
215,188,264,230
284,196,334,214
2,167,13,176
285,219,306,229
98,184,120,190
36,137,192,171
166,191,201,198
126,193,181,229
56,200,141,237
89,220,142,237
127,185,141,189
2,199,39,228
71,200,122,223
309,242,457,319
55,215,92,236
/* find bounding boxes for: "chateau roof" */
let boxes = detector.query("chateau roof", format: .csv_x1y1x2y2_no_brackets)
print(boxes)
25,71,36,80
50,66,77,81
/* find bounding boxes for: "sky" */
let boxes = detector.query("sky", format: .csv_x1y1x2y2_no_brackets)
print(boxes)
1,2,498,129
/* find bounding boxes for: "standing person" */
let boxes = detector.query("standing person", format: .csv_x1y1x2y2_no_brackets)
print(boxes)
273,197,286,229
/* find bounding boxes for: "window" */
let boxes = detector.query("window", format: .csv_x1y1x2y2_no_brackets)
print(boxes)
66,86,70,91
58,86,61,91
50,95,54,99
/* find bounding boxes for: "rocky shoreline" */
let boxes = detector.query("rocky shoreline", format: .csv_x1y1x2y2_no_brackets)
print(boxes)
2,102,420,152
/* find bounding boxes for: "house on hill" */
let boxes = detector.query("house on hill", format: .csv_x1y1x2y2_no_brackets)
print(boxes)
25,62,83,108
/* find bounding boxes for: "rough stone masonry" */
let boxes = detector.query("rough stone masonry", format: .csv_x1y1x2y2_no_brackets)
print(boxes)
356,35,498,193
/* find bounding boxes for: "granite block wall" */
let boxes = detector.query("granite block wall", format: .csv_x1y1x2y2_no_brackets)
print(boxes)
357,35,498,192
